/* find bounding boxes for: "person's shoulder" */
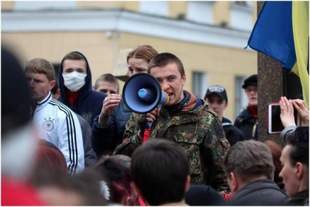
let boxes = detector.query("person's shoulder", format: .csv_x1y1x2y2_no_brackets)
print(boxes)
48,99,77,119
198,104,219,122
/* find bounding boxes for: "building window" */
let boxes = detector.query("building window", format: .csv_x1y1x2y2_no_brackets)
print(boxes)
192,71,208,99
15,1,76,10
139,0,168,16
229,1,253,31
234,76,247,118
186,1,214,24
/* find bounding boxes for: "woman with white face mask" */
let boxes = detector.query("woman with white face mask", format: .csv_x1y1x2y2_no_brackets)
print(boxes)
58,51,106,127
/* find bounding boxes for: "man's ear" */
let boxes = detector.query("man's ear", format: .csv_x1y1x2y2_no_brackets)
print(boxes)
184,175,191,192
295,162,304,180
49,80,56,91
229,172,239,193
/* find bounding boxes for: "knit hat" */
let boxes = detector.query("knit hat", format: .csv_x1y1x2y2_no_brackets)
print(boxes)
242,74,257,89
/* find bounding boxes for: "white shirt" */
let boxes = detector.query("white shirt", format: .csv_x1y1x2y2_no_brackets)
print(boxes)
33,92,85,174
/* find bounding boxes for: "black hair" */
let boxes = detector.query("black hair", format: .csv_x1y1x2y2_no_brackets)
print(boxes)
131,139,189,205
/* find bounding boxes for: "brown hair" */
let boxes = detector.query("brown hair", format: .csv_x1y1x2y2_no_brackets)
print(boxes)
224,140,275,182
94,73,119,90
148,52,185,77
126,45,158,63
25,58,55,81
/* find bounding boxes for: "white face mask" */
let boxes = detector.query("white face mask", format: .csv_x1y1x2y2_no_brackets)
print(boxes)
62,71,87,92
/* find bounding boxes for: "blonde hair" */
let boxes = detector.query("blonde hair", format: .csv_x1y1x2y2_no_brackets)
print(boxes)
25,58,55,81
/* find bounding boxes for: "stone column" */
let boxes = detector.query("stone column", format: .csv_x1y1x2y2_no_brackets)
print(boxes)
257,2,284,143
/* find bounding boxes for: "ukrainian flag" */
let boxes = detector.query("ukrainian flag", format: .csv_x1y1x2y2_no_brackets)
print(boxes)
248,1,309,106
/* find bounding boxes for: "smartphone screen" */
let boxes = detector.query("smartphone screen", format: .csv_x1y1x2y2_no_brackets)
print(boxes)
268,104,298,134
269,105,284,133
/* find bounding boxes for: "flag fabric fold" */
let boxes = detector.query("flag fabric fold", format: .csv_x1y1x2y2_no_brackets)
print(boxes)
248,1,309,106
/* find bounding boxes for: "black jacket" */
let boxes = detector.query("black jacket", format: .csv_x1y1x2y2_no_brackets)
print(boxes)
222,117,245,146
92,100,132,157
58,51,105,126
76,114,97,167
229,179,288,205
234,108,258,139
287,190,309,206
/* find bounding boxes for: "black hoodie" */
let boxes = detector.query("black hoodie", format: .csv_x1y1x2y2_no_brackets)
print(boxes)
58,51,105,126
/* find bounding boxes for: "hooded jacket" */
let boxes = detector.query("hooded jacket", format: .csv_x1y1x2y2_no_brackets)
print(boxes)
58,51,105,126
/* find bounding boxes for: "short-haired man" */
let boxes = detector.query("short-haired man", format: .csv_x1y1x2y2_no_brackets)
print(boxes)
279,127,309,205
131,139,190,206
224,140,288,205
58,51,106,126
205,85,245,146
234,74,258,139
94,73,119,95
25,58,85,175
116,52,230,191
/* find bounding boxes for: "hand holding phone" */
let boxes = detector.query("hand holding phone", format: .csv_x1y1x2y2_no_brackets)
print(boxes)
279,96,296,128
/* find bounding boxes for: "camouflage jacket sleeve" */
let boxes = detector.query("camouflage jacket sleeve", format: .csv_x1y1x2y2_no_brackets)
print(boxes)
113,113,145,156
201,111,230,192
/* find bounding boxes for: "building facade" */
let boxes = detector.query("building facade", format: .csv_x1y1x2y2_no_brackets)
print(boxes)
2,1,257,120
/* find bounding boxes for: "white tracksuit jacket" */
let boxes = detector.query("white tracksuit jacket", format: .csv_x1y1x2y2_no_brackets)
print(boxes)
33,92,85,174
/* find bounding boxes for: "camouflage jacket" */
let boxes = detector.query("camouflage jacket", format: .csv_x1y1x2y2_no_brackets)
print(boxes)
114,101,230,191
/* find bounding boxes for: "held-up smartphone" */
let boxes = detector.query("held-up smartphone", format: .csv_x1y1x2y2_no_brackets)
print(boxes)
268,103,299,134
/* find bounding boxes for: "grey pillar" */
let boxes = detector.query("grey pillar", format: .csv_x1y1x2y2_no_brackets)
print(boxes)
257,2,284,143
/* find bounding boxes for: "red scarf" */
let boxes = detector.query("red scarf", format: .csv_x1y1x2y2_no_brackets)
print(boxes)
247,105,258,119
66,91,79,107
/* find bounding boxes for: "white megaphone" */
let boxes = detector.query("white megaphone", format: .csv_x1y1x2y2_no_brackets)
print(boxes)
123,73,168,113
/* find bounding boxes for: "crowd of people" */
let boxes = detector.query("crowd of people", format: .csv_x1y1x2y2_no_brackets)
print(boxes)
2,45,309,206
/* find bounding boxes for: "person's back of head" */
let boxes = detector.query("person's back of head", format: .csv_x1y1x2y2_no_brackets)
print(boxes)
94,155,133,205
131,139,190,205
29,140,67,187
2,48,39,180
224,140,275,190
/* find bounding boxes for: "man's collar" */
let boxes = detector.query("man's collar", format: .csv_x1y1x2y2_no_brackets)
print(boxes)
36,92,52,105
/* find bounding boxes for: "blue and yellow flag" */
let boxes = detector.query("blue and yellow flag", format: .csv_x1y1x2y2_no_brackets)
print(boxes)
248,1,309,106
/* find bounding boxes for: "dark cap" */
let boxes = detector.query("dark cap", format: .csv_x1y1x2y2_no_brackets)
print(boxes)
242,74,257,89
204,85,228,102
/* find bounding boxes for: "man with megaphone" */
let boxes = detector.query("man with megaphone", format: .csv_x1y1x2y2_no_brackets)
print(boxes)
115,52,230,192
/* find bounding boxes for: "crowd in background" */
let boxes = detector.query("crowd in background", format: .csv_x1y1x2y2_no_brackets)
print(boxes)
2,45,309,206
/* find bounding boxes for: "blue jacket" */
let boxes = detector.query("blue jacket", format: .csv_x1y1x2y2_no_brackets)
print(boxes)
92,100,132,157
58,51,105,126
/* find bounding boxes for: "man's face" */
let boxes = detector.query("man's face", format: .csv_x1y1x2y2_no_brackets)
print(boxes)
26,72,55,102
62,59,87,74
150,63,185,106
127,58,149,77
245,85,257,106
206,95,227,116
279,145,300,197
96,81,119,95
